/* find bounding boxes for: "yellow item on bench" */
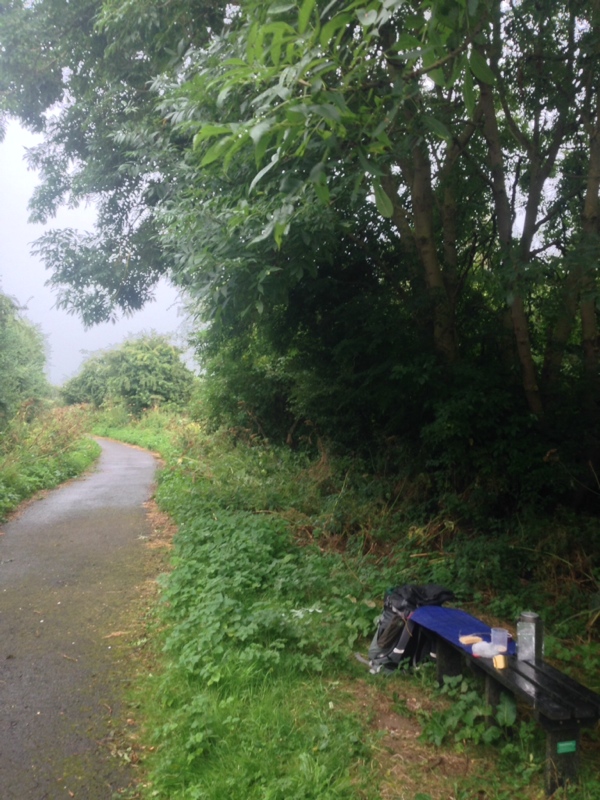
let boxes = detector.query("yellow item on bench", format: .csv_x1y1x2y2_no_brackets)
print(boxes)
459,635,482,644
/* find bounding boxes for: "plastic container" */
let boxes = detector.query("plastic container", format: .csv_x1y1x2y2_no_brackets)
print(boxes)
472,641,504,658
491,627,509,652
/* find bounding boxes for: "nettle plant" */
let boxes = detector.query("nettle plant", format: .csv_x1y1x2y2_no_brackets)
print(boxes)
420,673,541,780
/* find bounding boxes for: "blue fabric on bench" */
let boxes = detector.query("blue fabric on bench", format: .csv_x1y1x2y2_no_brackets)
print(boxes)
410,606,517,656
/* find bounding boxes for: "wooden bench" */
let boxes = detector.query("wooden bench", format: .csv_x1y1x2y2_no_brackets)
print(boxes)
409,606,600,796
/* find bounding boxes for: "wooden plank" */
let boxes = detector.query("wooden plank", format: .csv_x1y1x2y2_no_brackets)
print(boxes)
462,655,571,720
513,660,600,719
420,643,589,720
435,637,463,685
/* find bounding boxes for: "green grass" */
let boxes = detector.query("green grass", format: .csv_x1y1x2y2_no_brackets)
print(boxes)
141,670,369,800
95,408,599,800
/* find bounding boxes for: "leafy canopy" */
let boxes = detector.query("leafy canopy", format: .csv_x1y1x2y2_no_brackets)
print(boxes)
61,333,197,415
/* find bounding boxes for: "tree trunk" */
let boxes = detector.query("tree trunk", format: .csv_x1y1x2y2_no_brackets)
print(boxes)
580,102,600,416
478,76,544,417
409,143,458,364
541,268,580,396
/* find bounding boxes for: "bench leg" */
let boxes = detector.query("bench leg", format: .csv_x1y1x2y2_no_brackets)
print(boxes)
539,716,580,796
484,674,515,727
435,638,463,685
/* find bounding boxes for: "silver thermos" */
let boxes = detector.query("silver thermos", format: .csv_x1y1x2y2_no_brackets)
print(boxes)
517,611,544,661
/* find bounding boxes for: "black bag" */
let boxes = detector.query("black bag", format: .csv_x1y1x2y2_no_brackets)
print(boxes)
365,584,454,674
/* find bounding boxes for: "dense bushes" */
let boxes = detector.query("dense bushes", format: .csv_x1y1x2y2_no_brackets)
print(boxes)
0,405,99,519
192,278,592,523
0,291,49,427
61,333,197,415
0,293,90,520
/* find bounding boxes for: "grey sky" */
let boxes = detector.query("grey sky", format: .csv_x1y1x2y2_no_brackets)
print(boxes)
0,120,188,386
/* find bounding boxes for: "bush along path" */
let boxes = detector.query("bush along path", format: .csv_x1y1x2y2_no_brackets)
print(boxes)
99,412,600,800
0,405,100,521
0,437,170,799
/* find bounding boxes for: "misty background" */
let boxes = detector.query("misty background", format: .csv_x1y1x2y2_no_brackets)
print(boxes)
0,120,188,386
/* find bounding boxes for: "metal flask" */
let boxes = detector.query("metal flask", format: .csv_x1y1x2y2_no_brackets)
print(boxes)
517,611,544,661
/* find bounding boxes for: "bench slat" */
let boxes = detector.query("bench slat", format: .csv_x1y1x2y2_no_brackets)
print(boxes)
513,660,600,718
467,655,583,720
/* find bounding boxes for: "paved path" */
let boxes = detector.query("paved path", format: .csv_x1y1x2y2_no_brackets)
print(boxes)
0,438,157,799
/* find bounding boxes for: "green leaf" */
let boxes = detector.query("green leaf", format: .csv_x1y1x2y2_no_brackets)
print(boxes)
200,136,233,167
373,178,394,218
309,103,341,123
279,173,303,193
463,64,476,117
309,161,325,182
255,129,272,167
274,219,289,248
216,84,233,108
193,125,232,148
249,119,273,145
428,67,446,87
313,180,330,204
423,114,451,141
482,726,503,744
270,29,283,66
223,132,251,172
495,693,517,727
395,33,423,51
309,162,330,204
298,0,316,34
222,58,249,67
357,8,378,27
358,148,384,177
320,13,352,48
246,21,260,62
469,50,495,85
249,152,281,191
269,1,295,13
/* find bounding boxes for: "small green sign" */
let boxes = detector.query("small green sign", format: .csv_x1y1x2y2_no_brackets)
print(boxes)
557,740,577,754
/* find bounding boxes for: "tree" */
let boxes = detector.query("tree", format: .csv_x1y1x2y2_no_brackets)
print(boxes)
2,0,600,503
0,0,227,323
174,0,599,420
0,291,49,425
61,334,197,415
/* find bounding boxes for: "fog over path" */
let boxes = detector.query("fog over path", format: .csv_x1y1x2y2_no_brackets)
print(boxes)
0,438,157,799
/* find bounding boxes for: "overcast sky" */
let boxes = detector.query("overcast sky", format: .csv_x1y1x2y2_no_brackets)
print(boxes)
0,120,189,386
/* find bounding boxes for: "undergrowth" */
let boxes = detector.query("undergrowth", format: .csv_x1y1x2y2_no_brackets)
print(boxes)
93,407,600,800
0,404,99,519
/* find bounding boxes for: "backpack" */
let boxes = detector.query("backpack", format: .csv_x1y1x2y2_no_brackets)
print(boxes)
362,584,454,674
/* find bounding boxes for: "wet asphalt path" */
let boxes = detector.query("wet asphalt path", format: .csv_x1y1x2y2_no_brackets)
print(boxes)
0,438,157,799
